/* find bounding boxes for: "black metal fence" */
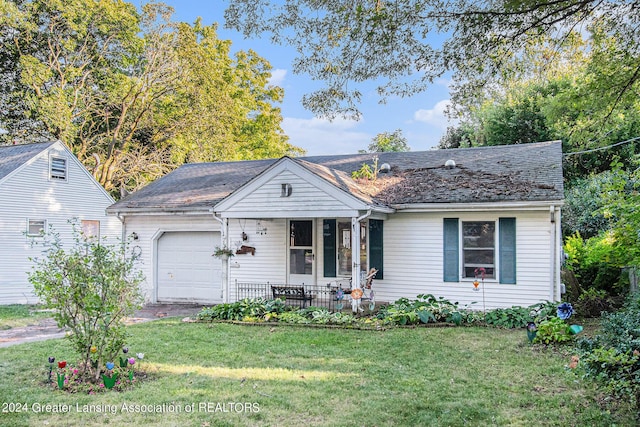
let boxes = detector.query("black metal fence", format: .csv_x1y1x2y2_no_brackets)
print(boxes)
234,280,374,311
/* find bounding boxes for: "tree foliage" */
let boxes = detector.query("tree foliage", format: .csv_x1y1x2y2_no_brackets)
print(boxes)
1,0,302,195
224,0,640,122
362,129,409,153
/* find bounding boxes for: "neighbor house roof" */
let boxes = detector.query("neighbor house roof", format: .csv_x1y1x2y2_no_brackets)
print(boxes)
0,142,56,183
108,140,564,213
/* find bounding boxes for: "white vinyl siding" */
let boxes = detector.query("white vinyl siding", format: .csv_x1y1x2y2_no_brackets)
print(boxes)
227,218,287,301
220,169,363,218
372,210,554,309
121,215,221,303
0,143,121,304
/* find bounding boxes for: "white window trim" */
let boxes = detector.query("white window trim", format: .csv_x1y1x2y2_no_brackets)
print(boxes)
460,219,500,282
27,219,47,237
50,155,68,182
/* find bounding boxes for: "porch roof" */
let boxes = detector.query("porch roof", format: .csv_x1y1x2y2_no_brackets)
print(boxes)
107,140,564,214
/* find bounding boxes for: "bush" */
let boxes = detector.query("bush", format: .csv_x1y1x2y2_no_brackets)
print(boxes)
29,224,144,382
575,292,640,407
196,298,290,322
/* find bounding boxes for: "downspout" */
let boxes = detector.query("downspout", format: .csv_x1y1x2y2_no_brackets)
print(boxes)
549,205,558,302
211,210,229,303
351,210,372,312
115,212,126,242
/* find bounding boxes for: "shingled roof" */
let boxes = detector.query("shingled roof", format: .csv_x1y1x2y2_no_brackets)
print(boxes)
108,140,564,213
0,142,55,182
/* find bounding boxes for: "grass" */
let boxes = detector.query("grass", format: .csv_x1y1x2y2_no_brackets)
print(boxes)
0,305,52,330
0,319,636,426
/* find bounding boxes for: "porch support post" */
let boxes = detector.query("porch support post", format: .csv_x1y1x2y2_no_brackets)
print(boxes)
351,217,361,312
212,212,229,303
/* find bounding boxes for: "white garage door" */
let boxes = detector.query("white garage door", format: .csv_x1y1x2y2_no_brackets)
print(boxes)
157,231,222,304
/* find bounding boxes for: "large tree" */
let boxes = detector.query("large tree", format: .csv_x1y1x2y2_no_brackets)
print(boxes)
224,0,640,125
1,0,302,194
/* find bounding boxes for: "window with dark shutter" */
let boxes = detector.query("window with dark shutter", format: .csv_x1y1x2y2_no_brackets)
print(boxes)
443,218,459,282
369,219,384,279
499,218,516,284
323,219,337,277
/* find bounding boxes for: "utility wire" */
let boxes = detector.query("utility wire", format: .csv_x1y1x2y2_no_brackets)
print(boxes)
564,136,640,157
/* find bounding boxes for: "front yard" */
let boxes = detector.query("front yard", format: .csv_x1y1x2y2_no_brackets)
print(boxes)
0,318,635,426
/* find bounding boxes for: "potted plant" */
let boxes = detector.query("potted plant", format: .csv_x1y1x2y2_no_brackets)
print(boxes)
212,245,234,260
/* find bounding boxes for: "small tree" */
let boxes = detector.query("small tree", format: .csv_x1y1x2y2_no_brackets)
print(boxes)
29,223,144,382
363,129,410,153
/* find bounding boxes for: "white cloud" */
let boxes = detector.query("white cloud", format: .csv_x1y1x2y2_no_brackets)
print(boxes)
282,117,371,156
413,99,455,130
268,69,287,86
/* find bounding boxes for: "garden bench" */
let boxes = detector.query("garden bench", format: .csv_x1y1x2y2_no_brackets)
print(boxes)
271,285,314,308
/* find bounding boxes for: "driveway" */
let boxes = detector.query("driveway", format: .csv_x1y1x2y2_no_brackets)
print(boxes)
0,304,204,348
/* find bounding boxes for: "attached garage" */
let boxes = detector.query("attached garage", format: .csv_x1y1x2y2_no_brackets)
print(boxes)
156,231,222,304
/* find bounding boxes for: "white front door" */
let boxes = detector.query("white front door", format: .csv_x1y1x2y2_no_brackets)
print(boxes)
288,220,315,286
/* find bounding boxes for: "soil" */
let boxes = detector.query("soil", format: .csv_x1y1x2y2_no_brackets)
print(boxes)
0,304,204,348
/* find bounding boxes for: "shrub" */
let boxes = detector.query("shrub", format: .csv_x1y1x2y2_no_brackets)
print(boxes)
535,317,572,344
29,224,144,382
575,292,640,407
196,298,290,322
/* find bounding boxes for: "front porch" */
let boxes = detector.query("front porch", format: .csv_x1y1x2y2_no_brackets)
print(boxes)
234,280,376,312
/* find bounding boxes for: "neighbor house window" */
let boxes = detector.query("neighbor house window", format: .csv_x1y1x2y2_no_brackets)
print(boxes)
50,156,67,181
81,220,100,241
27,219,46,236
443,218,516,284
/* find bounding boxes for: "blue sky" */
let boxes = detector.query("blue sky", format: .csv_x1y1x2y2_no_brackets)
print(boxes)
132,1,455,155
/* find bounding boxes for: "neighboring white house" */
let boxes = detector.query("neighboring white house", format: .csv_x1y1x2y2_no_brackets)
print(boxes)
0,141,122,304
107,140,564,309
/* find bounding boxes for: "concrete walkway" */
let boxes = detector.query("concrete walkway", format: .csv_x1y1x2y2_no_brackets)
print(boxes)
0,304,204,348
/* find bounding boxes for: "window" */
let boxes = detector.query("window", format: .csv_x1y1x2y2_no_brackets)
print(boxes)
81,220,100,241
50,156,67,181
462,221,495,279
443,218,516,284
27,219,46,236
323,219,383,279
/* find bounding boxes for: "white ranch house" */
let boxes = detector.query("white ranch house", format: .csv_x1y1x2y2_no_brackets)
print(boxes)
107,140,564,310
0,141,122,304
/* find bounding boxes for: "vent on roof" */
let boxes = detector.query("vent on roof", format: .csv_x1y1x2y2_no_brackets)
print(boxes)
379,163,391,173
445,159,456,169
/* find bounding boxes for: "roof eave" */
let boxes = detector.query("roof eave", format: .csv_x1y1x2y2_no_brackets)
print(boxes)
391,200,565,212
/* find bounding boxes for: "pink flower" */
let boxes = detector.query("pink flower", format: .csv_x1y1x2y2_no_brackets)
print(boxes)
99,383,105,388
73,369,78,375
128,357,135,365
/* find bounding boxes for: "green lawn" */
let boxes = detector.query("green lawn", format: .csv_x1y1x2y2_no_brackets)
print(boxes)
0,305,52,330
0,319,634,426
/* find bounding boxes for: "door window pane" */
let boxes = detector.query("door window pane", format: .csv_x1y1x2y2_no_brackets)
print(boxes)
290,220,312,247
290,249,313,274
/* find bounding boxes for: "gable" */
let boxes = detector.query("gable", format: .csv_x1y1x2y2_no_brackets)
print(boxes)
215,158,371,218
0,141,114,204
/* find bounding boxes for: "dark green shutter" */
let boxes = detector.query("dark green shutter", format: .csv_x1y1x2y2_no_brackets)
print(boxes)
443,218,459,282
499,218,516,284
323,219,337,277
369,219,384,279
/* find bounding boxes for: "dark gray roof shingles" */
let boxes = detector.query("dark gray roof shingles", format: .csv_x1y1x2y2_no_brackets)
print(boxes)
0,142,55,181
108,141,564,212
